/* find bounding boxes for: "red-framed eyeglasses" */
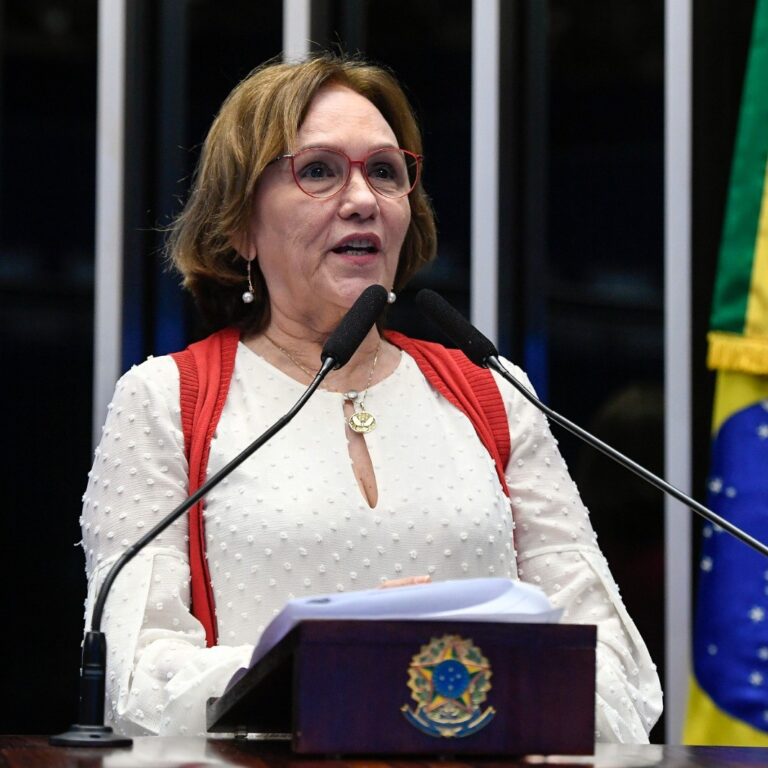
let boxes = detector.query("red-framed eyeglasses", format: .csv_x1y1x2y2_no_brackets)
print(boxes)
273,147,423,199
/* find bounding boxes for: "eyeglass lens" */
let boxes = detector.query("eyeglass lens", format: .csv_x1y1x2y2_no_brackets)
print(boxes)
291,148,418,198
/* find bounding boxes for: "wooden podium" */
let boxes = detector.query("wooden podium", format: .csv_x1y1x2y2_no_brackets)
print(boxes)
206,620,596,755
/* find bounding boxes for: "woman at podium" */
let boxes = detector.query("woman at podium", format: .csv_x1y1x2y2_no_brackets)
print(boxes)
80,54,662,742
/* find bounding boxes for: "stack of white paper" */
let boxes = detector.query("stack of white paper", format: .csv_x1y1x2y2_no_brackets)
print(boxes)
228,578,561,689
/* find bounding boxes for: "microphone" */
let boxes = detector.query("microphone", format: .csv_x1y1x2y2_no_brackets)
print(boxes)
51,285,389,748
416,288,768,560
322,284,388,367
415,289,499,366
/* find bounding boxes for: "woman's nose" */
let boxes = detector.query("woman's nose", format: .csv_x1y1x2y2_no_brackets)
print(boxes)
338,164,379,217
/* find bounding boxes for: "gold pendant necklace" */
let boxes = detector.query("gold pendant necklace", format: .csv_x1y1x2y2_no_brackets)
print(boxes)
344,342,380,433
347,409,377,433
263,334,381,433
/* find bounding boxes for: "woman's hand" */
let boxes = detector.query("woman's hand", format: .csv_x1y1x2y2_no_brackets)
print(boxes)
378,575,431,588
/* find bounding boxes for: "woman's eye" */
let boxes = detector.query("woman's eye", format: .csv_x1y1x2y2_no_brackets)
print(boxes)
298,162,335,179
369,163,397,180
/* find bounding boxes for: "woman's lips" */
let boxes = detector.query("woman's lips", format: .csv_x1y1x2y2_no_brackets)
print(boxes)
330,234,383,253
331,249,381,265
329,235,382,265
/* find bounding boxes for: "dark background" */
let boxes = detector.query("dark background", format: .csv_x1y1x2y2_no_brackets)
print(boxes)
0,0,756,742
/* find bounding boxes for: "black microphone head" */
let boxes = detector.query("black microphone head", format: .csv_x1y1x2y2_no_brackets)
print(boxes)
321,284,388,367
415,289,498,366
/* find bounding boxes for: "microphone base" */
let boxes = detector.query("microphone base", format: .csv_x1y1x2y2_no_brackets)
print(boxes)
49,724,133,748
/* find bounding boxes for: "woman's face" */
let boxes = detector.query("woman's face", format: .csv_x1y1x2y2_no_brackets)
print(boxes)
246,85,412,330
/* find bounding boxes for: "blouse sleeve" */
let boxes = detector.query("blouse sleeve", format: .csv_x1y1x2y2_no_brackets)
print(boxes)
80,357,253,736
491,361,663,743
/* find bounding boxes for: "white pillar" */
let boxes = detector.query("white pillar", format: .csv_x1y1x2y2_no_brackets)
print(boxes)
471,0,500,343
664,0,693,743
283,0,311,62
93,0,126,445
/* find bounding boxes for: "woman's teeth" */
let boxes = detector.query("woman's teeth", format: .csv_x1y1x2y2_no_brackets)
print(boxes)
333,245,377,254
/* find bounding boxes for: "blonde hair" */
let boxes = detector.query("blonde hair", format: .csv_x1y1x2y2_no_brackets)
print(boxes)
168,54,437,333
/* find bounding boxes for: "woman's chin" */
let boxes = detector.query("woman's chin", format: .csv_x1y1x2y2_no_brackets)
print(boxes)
327,277,389,308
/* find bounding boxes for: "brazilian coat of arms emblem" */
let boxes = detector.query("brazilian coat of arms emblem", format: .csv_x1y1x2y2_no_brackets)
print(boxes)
401,634,496,738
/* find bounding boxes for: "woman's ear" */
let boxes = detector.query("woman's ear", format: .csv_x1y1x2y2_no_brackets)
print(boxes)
230,226,258,261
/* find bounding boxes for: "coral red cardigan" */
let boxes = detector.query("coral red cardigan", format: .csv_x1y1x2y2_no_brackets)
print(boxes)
171,328,511,647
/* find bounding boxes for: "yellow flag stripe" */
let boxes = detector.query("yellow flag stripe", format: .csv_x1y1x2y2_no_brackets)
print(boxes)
708,331,768,374
685,677,768,745
711,368,768,434
746,157,768,338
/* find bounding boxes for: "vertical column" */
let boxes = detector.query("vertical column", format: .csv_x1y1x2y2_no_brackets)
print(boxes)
664,0,692,743
471,0,500,342
283,0,311,61
93,0,126,445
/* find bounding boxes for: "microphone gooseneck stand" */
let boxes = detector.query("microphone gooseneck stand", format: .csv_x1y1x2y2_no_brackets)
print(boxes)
50,359,336,747
51,284,390,748
415,288,768,560
486,355,768,559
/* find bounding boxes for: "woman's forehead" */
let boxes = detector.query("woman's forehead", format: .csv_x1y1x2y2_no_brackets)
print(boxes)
296,85,398,148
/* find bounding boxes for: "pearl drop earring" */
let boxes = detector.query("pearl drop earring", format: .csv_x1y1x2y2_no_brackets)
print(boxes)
242,260,255,304
387,290,397,305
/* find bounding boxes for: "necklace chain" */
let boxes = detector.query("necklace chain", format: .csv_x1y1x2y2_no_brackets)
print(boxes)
262,333,381,434
262,333,317,379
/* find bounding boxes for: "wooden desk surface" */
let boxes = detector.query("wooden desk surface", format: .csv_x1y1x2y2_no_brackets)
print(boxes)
2,737,768,768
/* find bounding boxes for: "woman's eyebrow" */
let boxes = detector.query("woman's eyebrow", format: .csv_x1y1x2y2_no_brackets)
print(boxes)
293,141,400,153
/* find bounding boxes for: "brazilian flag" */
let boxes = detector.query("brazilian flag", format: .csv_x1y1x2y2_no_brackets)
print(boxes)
684,0,768,745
